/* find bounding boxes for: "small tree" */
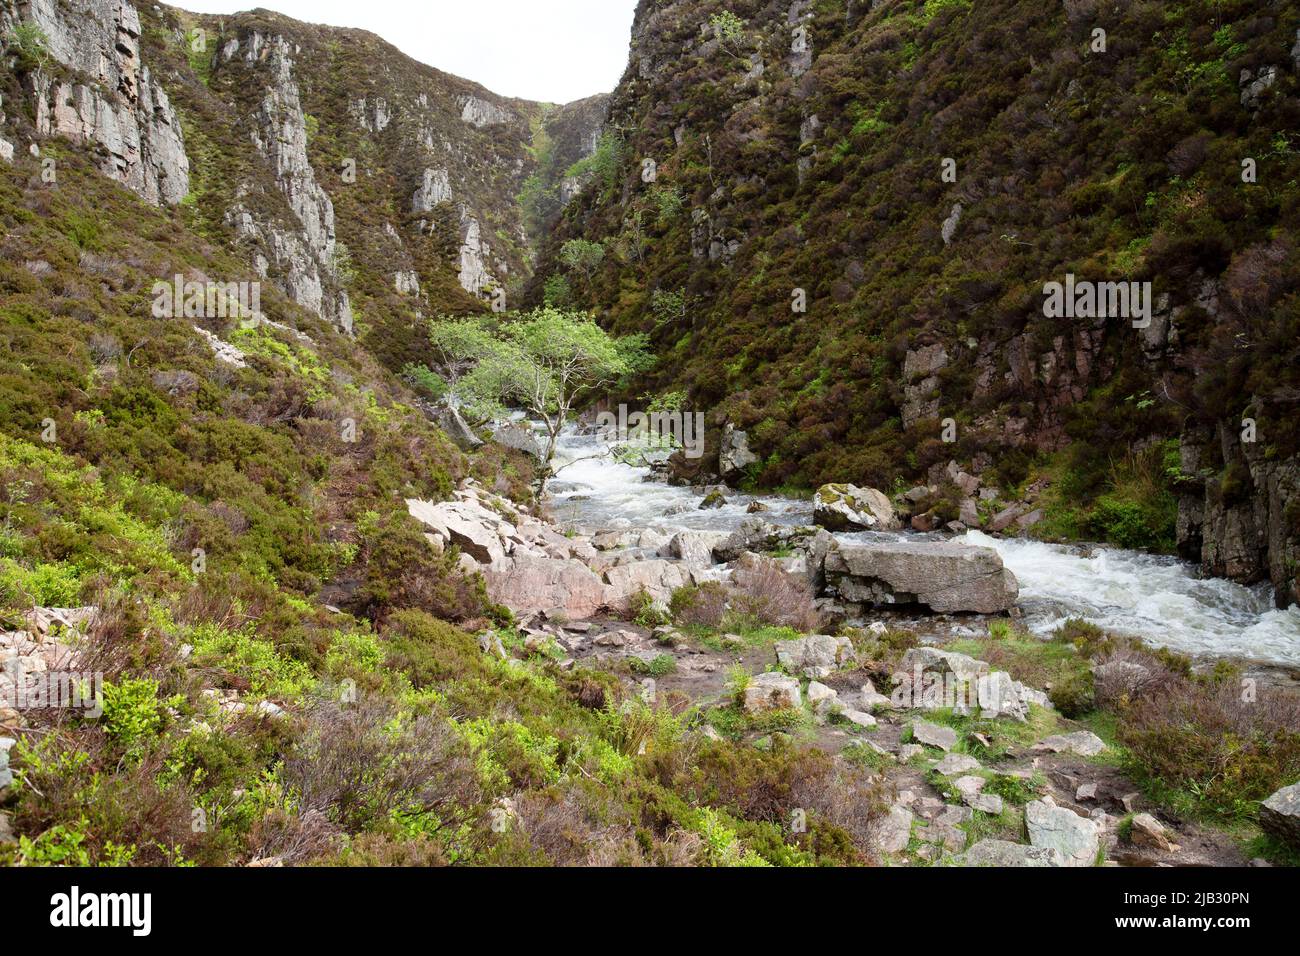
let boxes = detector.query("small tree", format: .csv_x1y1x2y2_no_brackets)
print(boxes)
6,22,51,74
425,315,501,405
559,238,606,283
709,11,748,63
447,307,650,471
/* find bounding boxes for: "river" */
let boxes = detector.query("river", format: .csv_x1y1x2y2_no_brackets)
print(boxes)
542,426,1300,669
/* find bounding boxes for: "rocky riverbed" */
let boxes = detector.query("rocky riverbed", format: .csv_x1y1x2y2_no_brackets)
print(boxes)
397,432,1300,866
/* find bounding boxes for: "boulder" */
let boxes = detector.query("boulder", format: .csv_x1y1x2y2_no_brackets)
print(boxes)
743,672,802,713
1260,783,1300,848
875,804,913,854
698,488,728,509
491,422,544,460
1130,813,1178,852
432,404,483,450
775,634,857,679
714,517,814,562
841,709,877,729
813,483,901,532
663,530,729,569
823,540,1018,613
0,736,13,790
603,559,694,611
968,793,1004,815
901,646,989,683
806,681,840,716
718,425,759,479
959,839,1066,867
484,556,607,620
1025,798,1100,866
934,753,982,776
860,679,892,711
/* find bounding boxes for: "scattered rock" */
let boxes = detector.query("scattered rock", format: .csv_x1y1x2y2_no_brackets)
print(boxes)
806,680,840,716
968,793,1004,815
774,634,857,679
743,672,802,713
859,679,892,711
875,804,913,854
910,720,958,752
901,646,988,683
1129,813,1178,852
934,753,982,776
1025,797,1100,867
840,709,877,729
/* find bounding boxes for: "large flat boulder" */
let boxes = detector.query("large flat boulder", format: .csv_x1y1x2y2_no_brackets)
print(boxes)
484,555,607,620
823,540,1018,613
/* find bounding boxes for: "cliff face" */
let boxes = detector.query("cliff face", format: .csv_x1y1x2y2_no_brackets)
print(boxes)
532,0,1300,604
2,0,189,204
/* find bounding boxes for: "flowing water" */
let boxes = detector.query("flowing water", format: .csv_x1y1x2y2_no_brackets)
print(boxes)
543,426,1300,669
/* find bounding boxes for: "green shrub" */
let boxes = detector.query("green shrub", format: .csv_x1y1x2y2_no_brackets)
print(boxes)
102,678,169,752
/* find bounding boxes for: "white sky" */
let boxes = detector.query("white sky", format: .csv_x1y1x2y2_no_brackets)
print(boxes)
180,0,640,103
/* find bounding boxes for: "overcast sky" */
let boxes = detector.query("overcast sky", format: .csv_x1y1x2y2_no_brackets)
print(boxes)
181,0,640,103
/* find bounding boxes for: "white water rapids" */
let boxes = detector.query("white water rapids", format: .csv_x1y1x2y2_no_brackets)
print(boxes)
543,427,1300,669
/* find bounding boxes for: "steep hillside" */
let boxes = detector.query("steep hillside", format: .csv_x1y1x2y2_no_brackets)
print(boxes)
533,0,1300,604
2,0,608,371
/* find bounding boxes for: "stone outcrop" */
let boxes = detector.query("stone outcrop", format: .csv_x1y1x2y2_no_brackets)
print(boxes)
22,0,189,205
218,31,351,328
823,540,1018,613
486,555,608,620
718,425,758,479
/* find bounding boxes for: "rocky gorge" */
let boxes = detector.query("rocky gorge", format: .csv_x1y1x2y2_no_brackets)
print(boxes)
0,0,1297,876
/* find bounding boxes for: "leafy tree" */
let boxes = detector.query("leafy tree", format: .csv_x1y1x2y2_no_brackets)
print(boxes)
424,316,500,405
440,307,651,468
559,238,606,282
650,287,691,328
5,22,51,73
709,11,748,62
542,274,573,308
